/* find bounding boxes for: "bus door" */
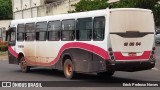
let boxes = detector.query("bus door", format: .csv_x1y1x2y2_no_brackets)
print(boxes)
7,27,18,64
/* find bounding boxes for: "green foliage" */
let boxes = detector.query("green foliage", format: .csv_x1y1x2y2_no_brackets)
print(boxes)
73,0,109,12
0,45,7,51
0,0,13,20
152,2,160,26
111,0,160,26
73,0,160,26
0,41,8,51
112,0,159,9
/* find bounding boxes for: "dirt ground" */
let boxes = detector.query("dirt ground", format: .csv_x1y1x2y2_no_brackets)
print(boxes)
0,52,8,60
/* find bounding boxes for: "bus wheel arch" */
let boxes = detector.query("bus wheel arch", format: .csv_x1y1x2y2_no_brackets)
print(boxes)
62,54,72,66
62,54,76,79
20,57,30,73
18,53,24,64
18,53,30,73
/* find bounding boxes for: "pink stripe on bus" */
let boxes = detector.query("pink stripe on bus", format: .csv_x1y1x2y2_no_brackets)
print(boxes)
8,42,152,66
8,46,18,58
114,51,151,60
28,42,110,66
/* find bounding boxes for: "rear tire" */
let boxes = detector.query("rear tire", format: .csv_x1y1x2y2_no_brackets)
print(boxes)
97,71,115,78
63,59,75,79
20,57,30,73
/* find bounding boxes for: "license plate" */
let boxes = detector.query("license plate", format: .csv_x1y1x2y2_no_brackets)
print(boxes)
128,52,136,56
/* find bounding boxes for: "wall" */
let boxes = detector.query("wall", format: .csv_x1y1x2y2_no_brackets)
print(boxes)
12,0,80,19
0,20,11,41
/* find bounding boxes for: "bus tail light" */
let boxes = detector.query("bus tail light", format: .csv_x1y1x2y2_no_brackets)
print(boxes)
151,47,155,55
108,48,112,52
111,56,114,60
109,52,113,56
152,47,156,51
108,48,115,60
150,47,156,60
151,51,155,54
150,55,154,59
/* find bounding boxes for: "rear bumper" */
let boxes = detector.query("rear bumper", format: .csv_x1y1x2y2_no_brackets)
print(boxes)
106,59,155,72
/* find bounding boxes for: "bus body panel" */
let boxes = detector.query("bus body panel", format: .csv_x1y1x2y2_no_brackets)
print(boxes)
109,9,155,61
7,8,155,73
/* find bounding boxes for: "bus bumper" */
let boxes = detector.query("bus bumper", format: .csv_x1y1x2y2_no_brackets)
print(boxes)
8,51,19,65
106,59,155,72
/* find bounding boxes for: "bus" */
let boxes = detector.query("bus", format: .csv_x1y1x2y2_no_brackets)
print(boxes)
6,8,156,79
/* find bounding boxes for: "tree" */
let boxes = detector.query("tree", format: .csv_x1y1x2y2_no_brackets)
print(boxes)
73,0,160,26
112,0,159,9
111,0,160,26
0,0,13,20
73,0,109,12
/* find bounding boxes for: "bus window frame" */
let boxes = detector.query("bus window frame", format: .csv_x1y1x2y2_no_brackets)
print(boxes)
25,22,36,41
47,20,61,41
76,17,93,41
17,24,25,41
93,16,105,41
35,21,48,41
61,19,76,41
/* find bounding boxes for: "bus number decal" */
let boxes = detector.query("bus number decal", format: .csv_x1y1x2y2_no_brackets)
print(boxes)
124,42,141,46
18,45,24,48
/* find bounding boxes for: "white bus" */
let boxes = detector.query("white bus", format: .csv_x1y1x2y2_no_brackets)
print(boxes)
7,8,156,79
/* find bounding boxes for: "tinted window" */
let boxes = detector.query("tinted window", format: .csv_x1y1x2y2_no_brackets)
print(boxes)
48,21,61,31
93,16,105,41
26,23,35,32
48,21,61,41
61,20,75,41
17,24,25,32
36,22,47,31
17,33,24,41
8,27,16,46
17,24,25,41
76,18,92,41
25,23,35,41
36,22,47,41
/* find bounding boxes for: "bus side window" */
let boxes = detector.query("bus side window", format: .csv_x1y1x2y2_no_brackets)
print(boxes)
48,20,61,41
76,18,92,41
36,22,47,41
17,24,25,41
61,19,75,41
93,16,105,41
25,23,35,41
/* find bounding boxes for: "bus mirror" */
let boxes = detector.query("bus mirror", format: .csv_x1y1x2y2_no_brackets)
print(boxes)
156,32,160,35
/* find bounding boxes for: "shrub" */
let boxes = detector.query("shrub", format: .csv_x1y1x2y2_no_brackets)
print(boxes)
0,42,8,51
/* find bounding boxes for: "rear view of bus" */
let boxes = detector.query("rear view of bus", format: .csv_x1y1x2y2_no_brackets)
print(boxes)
108,8,155,71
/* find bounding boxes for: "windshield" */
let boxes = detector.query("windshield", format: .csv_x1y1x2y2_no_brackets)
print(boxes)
6,27,16,46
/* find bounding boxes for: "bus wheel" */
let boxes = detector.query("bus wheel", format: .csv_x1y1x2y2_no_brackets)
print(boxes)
20,57,30,73
97,71,115,78
64,59,75,79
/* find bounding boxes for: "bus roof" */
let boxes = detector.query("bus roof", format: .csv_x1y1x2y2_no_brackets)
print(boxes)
10,8,152,27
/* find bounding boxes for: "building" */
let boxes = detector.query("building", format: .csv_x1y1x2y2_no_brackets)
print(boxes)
12,0,80,20
0,0,119,41
12,0,120,20
0,20,11,41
